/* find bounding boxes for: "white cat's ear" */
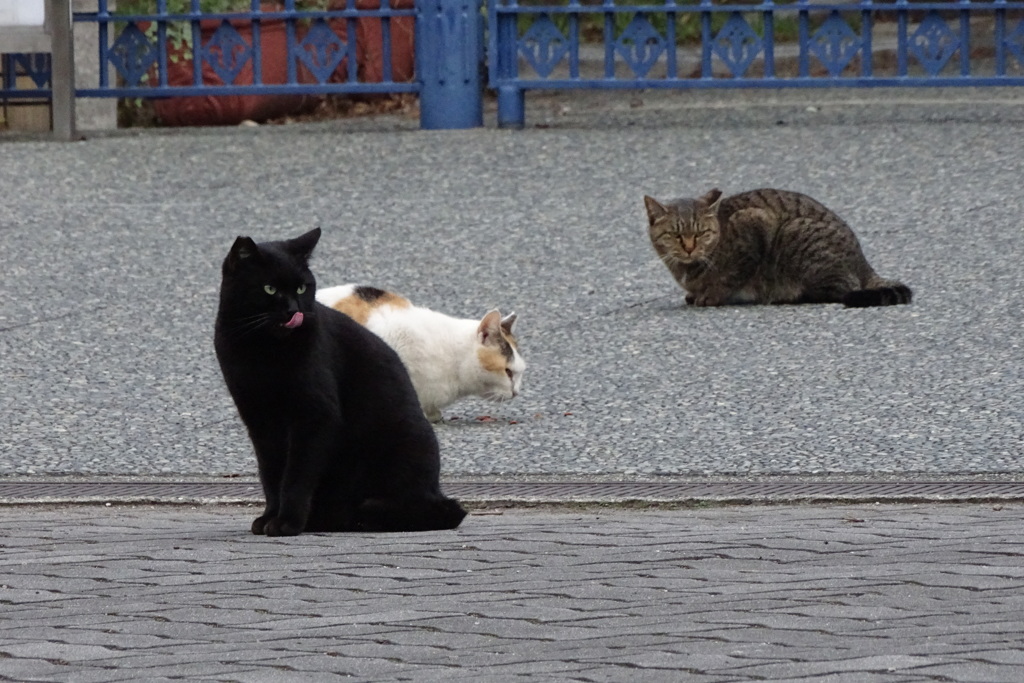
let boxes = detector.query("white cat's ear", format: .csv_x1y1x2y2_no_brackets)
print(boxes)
643,195,668,225
500,312,517,335
701,189,724,215
477,310,503,346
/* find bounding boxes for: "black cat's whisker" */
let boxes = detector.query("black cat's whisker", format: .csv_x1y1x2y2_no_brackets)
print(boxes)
225,311,270,325
229,313,272,332
227,313,275,340
235,311,273,323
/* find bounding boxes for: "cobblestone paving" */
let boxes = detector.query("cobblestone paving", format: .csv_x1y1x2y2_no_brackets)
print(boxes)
2,503,1023,681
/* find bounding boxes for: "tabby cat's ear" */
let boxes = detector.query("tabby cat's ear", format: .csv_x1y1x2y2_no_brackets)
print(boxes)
477,310,503,345
500,312,517,335
701,189,724,215
288,227,322,262
225,236,260,272
643,195,668,225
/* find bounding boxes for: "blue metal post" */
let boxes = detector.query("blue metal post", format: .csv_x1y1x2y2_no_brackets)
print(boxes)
494,0,523,129
416,0,484,129
497,84,523,128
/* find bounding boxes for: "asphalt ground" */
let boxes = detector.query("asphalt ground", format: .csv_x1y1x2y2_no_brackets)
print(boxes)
1,87,1022,479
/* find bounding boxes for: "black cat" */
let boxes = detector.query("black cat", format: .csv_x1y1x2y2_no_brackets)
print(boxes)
214,228,467,536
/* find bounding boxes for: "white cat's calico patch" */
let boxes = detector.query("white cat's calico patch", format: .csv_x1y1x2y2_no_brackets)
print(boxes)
317,284,525,422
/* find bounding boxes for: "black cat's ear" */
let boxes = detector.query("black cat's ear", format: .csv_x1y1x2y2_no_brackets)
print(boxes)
289,228,322,263
643,195,668,225
231,236,258,259
701,189,724,215
225,236,260,272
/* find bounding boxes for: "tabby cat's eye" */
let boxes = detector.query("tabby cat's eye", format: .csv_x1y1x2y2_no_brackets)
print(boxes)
264,285,277,295
297,284,307,294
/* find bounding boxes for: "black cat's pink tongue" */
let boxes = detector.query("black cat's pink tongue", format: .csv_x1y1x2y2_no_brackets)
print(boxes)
283,312,304,329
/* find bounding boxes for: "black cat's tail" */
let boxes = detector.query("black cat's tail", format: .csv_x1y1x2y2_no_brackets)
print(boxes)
357,494,467,532
843,275,913,308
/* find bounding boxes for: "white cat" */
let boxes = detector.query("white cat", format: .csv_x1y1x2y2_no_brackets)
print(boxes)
316,284,525,422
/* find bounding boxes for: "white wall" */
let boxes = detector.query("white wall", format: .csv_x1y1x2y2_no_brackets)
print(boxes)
0,1,46,27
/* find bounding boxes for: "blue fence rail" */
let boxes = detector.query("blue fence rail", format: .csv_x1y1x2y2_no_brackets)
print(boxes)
490,0,1024,126
2,0,1024,129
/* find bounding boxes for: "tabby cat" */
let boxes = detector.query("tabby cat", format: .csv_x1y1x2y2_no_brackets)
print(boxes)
316,284,524,423
644,188,912,307
213,228,467,536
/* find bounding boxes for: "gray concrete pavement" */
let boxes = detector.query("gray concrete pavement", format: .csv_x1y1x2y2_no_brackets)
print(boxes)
2,503,1023,681
2,87,1023,478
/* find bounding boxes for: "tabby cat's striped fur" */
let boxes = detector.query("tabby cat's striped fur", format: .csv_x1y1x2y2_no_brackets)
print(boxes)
644,188,912,308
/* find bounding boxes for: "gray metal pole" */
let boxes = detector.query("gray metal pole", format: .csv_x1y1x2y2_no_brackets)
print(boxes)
49,0,77,140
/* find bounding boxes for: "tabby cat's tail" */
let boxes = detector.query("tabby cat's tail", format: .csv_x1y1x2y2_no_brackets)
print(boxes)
843,275,913,308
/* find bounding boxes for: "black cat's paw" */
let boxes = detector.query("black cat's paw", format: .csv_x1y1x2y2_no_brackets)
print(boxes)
251,515,271,535
264,517,303,537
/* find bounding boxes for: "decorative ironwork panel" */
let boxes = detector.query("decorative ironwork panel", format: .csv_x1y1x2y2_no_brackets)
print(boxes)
199,21,254,85
711,12,762,77
909,11,960,75
107,21,158,86
614,13,665,78
8,54,51,89
295,18,348,84
519,14,570,78
65,3,419,100
484,1,1024,128
808,11,862,76
1005,17,1024,67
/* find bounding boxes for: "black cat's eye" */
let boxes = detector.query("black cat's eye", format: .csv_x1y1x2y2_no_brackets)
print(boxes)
264,285,277,295
297,284,307,295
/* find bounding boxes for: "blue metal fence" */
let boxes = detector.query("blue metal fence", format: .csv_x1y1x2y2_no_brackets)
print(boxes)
87,0,418,98
0,0,483,128
490,0,1024,126
2,0,1024,129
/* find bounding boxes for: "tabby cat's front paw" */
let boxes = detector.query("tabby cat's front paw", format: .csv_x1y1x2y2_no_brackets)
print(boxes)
693,294,723,307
